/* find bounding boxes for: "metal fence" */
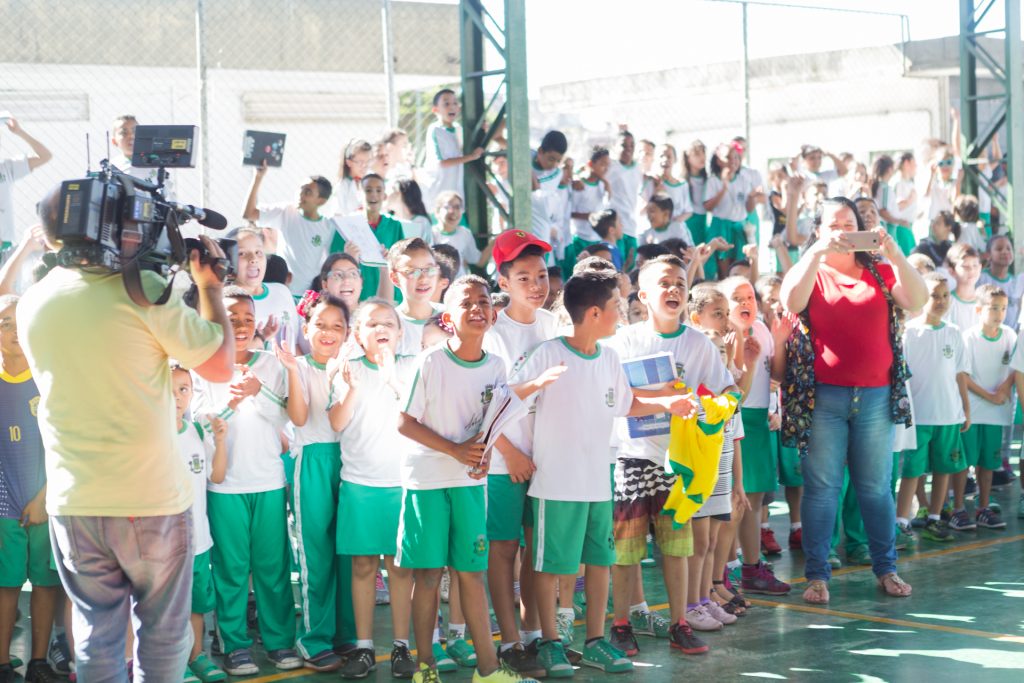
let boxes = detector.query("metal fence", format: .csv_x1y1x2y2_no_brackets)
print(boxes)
0,0,1009,256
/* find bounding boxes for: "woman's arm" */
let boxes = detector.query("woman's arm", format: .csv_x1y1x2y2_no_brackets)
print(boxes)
878,231,928,311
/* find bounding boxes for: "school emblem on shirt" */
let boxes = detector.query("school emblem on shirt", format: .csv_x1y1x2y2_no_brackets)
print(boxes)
942,345,953,359
473,534,488,556
312,235,323,247
1003,351,1011,365
605,388,615,407
481,384,494,407
675,362,685,379
29,396,39,417
189,453,204,474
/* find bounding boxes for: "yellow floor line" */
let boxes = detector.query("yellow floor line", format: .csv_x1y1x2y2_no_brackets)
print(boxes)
247,532,1024,681
782,532,1024,585
747,598,1024,645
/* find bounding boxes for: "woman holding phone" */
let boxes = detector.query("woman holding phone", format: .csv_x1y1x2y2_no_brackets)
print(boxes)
780,197,927,605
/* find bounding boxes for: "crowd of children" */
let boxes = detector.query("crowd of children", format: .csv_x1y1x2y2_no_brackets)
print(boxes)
2,91,1023,683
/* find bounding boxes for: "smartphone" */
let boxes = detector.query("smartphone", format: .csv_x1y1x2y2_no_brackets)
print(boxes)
846,231,881,252
0,110,11,124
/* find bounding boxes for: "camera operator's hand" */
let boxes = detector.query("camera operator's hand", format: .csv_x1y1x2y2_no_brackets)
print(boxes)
190,235,228,289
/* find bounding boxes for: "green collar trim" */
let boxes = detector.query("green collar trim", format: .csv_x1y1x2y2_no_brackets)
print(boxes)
305,354,326,370
981,328,1003,342
444,343,488,368
655,324,686,339
252,284,269,301
951,291,976,305
559,336,601,360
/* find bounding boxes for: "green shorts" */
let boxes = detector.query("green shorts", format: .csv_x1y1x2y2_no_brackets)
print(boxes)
487,475,530,542
616,233,639,271
902,424,966,477
686,213,708,245
885,223,915,257
770,429,803,487
961,424,1004,471
740,408,777,493
192,550,216,614
396,486,488,572
337,482,402,556
708,217,746,260
531,497,615,575
0,519,60,588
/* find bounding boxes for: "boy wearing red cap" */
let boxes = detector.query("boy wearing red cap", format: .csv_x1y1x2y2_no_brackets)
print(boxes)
482,230,558,676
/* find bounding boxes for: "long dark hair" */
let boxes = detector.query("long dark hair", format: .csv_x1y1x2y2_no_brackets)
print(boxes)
869,155,895,199
805,197,877,268
396,178,429,218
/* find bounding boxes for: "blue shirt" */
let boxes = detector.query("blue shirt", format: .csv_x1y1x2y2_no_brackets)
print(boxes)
0,370,44,519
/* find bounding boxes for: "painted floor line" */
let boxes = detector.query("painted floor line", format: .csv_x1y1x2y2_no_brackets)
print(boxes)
781,532,1024,585
246,532,1024,682
747,598,1024,645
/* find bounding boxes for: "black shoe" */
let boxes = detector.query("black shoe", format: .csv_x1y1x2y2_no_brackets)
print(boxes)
0,663,15,683
390,643,417,679
964,476,978,497
609,624,639,656
992,469,1013,488
497,642,546,679
339,648,376,679
668,622,709,655
27,660,62,683
48,633,73,676
209,630,222,657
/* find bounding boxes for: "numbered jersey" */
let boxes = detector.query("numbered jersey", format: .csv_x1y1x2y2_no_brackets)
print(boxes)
0,370,44,519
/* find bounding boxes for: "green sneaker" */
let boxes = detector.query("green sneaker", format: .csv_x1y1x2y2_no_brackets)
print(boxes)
827,551,842,569
911,507,928,528
847,545,872,566
556,610,575,645
629,609,671,638
188,653,228,682
535,639,574,678
580,639,633,674
572,589,586,619
432,642,458,673
894,523,917,550
185,670,200,683
446,638,477,667
922,519,953,543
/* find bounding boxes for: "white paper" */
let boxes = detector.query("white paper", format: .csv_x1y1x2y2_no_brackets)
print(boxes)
470,383,527,475
332,215,387,267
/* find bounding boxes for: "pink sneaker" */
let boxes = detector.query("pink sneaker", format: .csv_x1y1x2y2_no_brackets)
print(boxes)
740,561,791,595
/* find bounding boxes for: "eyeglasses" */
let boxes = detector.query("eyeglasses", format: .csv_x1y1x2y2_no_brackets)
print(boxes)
937,159,954,167
327,270,361,281
400,266,440,279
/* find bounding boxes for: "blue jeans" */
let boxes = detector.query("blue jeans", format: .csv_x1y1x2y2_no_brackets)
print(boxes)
801,384,897,582
49,513,193,683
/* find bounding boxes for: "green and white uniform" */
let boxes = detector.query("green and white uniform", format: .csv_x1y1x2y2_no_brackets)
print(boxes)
482,309,559,540
396,303,445,357
252,282,300,348
329,214,405,301
176,420,217,614
396,344,505,571
336,355,417,555
962,324,1017,470
512,338,632,574
258,205,334,298
738,320,776,494
289,355,352,658
192,351,295,654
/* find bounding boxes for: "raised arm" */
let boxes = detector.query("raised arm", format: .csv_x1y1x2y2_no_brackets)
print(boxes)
7,118,52,171
243,161,267,222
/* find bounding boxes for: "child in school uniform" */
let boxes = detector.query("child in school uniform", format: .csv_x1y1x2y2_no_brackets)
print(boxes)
703,144,759,279
641,194,693,247
959,285,1014,529
172,365,229,683
389,238,444,357
334,138,372,216
431,192,493,277
606,255,736,655
397,275,556,683
895,273,970,542
243,163,336,298
511,269,697,676
606,131,643,270
640,144,694,236
531,131,572,264
275,292,352,671
717,276,791,596
481,230,557,677
232,226,299,347
943,242,982,331
330,299,417,679
683,141,709,246
569,146,612,260
330,174,405,301
191,287,300,676
422,88,483,207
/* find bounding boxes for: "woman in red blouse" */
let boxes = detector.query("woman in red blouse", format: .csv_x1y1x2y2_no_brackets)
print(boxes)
781,197,926,604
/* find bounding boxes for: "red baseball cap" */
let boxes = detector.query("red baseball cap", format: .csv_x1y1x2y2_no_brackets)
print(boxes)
492,229,552,269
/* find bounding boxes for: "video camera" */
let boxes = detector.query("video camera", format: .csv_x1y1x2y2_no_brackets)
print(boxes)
54,125,235,307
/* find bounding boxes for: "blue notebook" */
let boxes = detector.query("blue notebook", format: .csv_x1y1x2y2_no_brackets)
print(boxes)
623,352,676,438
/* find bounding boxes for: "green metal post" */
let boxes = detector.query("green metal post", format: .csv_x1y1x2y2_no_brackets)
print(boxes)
959,0,977,197
504,0,531,232
460,0,488,238
1005,0,1023,249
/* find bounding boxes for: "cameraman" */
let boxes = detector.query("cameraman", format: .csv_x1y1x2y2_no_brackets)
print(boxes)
16,186,234,682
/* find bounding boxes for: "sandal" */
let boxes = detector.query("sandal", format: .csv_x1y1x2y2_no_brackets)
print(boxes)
713,581,750,611
877,572,912,597
802,579,830,604
711,584,746,616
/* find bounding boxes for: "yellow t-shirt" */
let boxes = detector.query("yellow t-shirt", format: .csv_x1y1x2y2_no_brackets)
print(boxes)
17,268,224,516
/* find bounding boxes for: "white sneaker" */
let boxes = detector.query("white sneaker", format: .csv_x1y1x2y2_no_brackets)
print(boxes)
703,600,738,625
685,605,723,631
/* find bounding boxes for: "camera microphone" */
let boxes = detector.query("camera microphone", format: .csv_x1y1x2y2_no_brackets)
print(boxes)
170,203,228,230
